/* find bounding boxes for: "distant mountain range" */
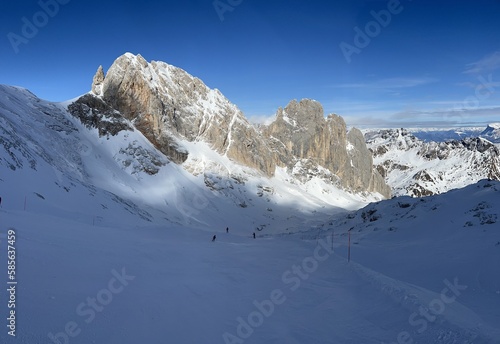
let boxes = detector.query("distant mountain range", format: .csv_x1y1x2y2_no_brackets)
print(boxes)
384,124,500,143
364,128,500,197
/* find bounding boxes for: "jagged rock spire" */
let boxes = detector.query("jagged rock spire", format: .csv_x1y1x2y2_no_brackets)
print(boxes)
91,65,105,95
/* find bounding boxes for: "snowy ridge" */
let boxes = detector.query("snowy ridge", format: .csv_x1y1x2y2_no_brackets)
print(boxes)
367,125,500,143
481,123,500,143
365,128,500,197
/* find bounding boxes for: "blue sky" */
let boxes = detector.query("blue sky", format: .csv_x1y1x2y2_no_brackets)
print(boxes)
1,0,500,128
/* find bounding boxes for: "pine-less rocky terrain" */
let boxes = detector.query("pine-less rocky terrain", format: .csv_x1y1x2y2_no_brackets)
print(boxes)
84,53,390,198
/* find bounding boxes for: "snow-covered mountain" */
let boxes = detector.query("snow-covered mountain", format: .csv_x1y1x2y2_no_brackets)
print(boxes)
0,52,396,238
89,53,390,198
0,83,388,238
365,128,500,197
480,123,500,143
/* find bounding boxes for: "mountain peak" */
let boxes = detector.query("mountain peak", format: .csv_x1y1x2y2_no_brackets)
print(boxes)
120,52,147,65
284,99,324,124
481,123,500,143
81,53,391,197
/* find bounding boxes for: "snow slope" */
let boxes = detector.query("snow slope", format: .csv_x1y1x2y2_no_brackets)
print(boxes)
1,179,499,343
322,180,500,342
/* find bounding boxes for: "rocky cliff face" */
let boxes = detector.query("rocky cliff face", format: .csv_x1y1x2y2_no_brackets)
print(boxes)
82,53,390,198
264,99,390,196
94,53,274,174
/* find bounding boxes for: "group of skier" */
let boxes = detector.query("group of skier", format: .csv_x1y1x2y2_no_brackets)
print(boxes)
212,227,256,241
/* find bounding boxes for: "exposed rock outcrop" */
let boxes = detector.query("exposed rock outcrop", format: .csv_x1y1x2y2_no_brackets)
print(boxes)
94,53,273,172
68,94,132,137
91,66,105,95
265,99,390,196
80,53,390,198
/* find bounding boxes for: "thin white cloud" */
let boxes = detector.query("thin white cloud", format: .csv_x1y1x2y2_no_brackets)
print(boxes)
457,78,500,91
247,114,276,126
332,77,438,90
464,51,500,75
455,81,478,88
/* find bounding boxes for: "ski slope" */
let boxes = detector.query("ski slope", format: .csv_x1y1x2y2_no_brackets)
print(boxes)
1,181,499,343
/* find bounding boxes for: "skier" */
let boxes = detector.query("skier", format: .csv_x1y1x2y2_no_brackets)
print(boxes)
253,232,256,239
212,235,216,242
226,227,229,233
